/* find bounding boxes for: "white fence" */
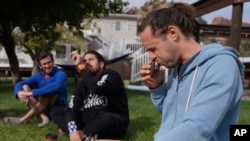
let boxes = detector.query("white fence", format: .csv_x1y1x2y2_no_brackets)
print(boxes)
239,57,250,63
130,51,149,83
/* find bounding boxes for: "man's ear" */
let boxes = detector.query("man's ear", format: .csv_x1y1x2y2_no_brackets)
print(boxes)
100,61,104,68
168,25,178,41
38,65,43,70
36,61,41,69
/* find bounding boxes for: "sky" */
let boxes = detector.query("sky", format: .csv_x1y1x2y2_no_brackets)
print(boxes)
125,0,250,24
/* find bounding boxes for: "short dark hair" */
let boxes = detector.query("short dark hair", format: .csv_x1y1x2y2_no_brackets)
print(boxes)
139,3,196,37
83,50,107,68
36,51,54,65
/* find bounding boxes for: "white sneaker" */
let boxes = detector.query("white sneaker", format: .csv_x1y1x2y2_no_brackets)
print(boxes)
38,120,51,127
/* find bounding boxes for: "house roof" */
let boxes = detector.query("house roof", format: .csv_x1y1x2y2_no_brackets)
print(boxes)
101,13,140,20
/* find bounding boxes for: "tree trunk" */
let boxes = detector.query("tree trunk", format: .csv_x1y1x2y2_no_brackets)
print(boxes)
0,23,21,84
32,61,39,75
26,48,39,75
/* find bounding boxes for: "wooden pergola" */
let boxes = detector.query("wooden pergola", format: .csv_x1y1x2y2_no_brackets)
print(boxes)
192,0,250,51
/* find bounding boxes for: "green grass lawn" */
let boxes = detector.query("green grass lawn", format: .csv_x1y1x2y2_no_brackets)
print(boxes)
0,78,250,141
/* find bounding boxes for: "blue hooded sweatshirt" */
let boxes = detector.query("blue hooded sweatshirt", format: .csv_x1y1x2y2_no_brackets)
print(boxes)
14,67,68,106
151,43,244,141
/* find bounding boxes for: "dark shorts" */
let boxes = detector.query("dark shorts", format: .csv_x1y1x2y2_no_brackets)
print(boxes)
77,110,129,139
49,108,129,139
43,95,64,119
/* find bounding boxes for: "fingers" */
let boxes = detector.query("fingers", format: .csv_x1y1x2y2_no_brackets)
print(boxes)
140,63,151,77
139,65,152,81
70,51,78,61
24,96,29,104
71,51,82,65
140,61,158,78
71,50,78,54
140,62,165,89
139,63,154,86
19,95,28,104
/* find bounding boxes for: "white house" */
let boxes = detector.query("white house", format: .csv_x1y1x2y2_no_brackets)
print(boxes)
83,13,142,59
0,13,146,81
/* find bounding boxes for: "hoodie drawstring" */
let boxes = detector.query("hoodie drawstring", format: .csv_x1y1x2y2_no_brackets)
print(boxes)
185,66,199,112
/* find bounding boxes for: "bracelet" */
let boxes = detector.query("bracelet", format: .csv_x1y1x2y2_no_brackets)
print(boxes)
68,121,78,133
76,63,85,72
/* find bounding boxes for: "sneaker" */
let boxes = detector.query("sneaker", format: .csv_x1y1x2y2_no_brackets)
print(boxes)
38,120,51,127
3,117,22,124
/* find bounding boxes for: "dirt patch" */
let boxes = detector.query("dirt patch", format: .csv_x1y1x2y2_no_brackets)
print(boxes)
242,89,250,101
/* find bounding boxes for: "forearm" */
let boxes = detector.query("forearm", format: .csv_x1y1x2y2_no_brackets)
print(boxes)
150,84,167,113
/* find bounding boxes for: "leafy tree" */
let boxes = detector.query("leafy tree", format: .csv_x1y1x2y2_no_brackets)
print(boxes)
0,0,128,84
13,24,87,75
137,0,169,24
196,17,207,25
240,39,250,57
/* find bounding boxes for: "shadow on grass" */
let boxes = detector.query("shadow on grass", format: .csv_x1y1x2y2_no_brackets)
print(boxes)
123,116,158,140
0,84,14,94
0,108,28,118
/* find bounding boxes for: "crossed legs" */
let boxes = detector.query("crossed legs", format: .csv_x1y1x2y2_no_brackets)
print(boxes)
4,85,57,125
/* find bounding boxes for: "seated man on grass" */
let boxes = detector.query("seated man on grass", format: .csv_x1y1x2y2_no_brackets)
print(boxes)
4,51,68,127
50,50,129,141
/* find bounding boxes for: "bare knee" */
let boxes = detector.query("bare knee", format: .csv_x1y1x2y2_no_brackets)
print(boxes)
26,96,38,107
33,100,47,114
22,85,31,92
38,95,57,109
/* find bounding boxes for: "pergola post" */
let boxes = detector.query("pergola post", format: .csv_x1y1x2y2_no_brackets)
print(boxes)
228,2,244,51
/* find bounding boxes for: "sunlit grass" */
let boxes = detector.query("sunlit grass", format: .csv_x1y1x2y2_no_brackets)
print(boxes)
0,78,249,141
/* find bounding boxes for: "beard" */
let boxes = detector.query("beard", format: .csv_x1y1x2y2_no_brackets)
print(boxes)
87,66,98,75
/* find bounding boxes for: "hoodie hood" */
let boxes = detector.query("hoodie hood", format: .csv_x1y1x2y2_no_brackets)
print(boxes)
186,43,244,77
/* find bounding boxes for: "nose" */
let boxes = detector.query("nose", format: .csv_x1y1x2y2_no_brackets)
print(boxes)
84,60,89,64
148,52,156,61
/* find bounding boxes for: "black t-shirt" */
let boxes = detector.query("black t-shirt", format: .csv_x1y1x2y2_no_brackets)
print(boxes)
66,69,129,123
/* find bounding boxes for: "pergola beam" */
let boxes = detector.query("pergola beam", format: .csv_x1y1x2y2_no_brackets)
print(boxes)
200,24,250,33
193,0,233,17
192,0,250,50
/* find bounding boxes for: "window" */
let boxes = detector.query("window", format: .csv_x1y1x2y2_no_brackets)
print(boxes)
15,46,23,53
115,21,128,32
56,45,66,58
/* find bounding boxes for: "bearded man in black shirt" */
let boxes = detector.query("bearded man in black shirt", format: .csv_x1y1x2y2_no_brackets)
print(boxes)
50,50,129,141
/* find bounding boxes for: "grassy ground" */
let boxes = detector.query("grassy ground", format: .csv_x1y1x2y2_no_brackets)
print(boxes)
0,79,160,141
0,78,250,141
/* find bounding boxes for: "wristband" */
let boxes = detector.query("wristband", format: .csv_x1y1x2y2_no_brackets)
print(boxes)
76,63,85,72
68,121,78,133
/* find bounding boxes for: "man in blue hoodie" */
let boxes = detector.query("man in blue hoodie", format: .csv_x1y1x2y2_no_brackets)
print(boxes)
4,51,68,127
139,3,244,141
